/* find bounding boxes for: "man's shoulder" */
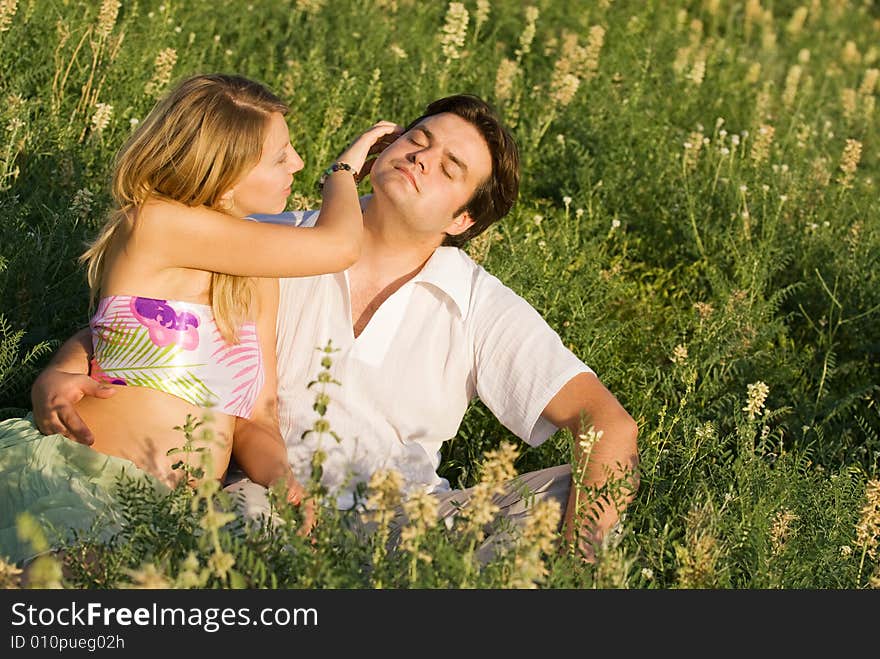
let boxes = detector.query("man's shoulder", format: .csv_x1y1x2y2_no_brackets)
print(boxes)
441,249,542,322
457,253,522,299
433,246,502,285
249,195,371,228
248,209,320,228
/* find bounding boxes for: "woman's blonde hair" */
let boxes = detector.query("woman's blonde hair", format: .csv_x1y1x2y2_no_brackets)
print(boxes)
80,73,289,343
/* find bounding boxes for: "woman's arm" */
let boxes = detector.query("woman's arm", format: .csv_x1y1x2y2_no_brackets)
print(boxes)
140,122,402,279
230,277,314,534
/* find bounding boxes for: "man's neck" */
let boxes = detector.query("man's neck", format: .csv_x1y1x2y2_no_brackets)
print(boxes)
343,197,443,338
354,196,443,286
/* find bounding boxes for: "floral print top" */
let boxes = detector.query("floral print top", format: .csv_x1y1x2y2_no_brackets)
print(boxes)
89,296,265,418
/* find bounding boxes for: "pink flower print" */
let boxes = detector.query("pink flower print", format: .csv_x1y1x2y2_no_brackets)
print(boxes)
130,296,200,350
90,358,128,386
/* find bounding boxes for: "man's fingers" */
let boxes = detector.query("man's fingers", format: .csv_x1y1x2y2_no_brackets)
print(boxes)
82,378,117,399
42,416,84,445
39,414,68,437
56,408,94,446
93,386,117,399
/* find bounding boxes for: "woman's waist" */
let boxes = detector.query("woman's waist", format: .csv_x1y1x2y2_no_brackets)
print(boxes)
75,386,234,485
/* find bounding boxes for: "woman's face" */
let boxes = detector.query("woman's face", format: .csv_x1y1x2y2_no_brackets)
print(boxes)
227,112,304,217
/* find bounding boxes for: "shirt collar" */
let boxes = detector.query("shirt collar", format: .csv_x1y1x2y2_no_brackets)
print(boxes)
411,246,473,318
250,204,474,318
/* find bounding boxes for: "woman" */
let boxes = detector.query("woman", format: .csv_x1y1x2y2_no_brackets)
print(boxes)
0,73,401,564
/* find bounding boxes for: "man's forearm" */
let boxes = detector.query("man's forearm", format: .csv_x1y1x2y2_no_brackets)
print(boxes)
564,414,640,554
46,327,92,374
540,372,640,556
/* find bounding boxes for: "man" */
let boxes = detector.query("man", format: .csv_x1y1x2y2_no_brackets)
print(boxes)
32,95,638,562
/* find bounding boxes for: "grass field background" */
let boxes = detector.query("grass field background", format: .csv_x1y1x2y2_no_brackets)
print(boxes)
0,0,878,588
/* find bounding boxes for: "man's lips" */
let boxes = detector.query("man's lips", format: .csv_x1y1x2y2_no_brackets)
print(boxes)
394,166,419,191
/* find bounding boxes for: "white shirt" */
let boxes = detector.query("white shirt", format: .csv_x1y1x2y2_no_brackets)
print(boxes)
257,209,593,509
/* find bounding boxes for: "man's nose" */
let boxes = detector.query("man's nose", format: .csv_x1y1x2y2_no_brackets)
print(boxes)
410,148,430,174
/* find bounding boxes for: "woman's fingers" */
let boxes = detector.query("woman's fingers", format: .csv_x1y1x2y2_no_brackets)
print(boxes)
355,122,404,179
337,121,404,172
285,481,317,538
296,499,317,538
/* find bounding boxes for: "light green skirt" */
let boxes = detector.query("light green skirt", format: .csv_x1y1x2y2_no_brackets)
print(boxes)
0,415,164,565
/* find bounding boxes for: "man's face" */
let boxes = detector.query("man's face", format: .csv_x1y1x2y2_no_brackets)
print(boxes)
369,112,493,241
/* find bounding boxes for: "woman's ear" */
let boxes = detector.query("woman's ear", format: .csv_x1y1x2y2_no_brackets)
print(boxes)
218,188,235,210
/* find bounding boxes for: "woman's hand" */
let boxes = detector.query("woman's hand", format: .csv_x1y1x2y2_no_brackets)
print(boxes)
284,473,317,538
336,121,404,180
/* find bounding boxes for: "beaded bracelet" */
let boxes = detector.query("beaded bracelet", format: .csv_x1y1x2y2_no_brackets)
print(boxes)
317,161,358,189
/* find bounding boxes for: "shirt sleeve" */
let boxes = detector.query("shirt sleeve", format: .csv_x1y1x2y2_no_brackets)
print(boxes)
246,210,320,227
471,272,594,447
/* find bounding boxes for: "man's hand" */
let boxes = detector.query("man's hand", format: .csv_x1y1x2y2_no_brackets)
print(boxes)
30,369,115,445
559,487,615,564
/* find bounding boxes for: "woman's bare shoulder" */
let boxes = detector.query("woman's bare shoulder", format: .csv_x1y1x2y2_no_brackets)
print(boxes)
138,197,228,222
135,197,230,237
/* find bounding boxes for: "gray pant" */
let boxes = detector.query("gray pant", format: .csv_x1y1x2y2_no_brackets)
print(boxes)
224,464,572,564
428,464,571,563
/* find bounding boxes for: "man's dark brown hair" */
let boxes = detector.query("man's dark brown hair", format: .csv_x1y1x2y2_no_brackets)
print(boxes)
404,94,520,248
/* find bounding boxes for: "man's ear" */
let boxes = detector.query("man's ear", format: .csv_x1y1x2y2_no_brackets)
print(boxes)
444,210,476,237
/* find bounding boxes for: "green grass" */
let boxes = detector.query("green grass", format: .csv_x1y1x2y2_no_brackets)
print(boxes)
1,0,878,588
